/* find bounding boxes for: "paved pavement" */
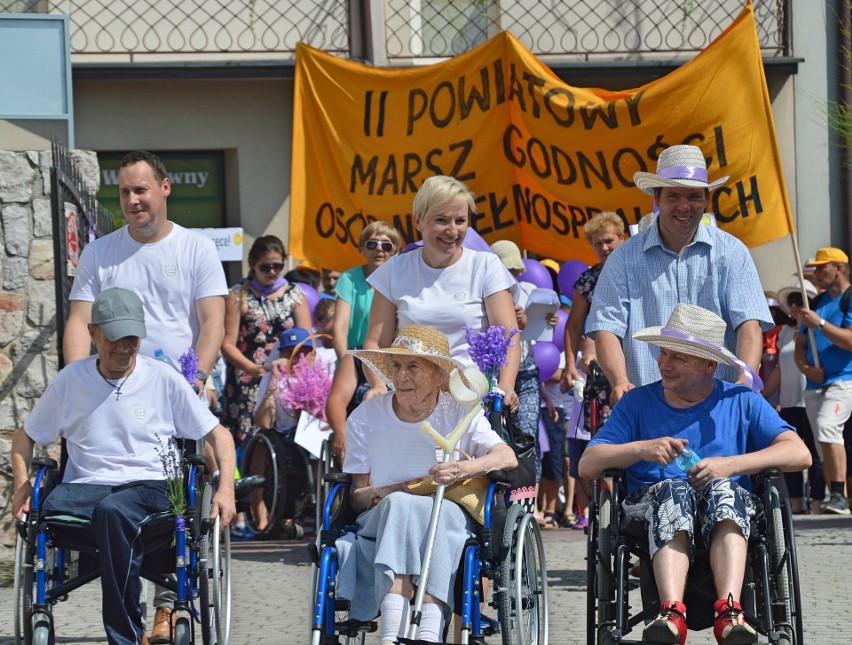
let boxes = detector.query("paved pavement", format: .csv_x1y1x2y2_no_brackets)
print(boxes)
0,515,848,644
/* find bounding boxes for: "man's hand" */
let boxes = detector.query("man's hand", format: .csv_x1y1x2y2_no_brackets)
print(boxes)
609,381,635,407
13,481,33,520
687,456,731,489
640,437,688,466
210,486,236,528
795,307,822,329
798,363,825,384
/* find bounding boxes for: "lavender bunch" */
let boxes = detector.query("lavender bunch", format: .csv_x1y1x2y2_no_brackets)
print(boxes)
155,435,187,518
465,325,519,391
179,347,199,386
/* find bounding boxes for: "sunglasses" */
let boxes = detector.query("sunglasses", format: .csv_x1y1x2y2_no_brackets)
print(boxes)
364,239,395,252
786,294,803,307
258,262,285,273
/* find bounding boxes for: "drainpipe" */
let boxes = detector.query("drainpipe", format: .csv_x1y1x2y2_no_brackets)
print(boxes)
841,0,852,252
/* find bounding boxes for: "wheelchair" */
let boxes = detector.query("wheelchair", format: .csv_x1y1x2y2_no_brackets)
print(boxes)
13,451,232,645
587,469,803,645
307,470,549,645
240,426,318,538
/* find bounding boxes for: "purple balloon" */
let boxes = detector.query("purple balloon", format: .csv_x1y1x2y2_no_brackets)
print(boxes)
532,341,561,382
519,259,553,289
557,260,589,296
551,308,568,353
295,282,320,315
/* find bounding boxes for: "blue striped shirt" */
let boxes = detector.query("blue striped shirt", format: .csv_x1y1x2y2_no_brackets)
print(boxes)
587,221,773,386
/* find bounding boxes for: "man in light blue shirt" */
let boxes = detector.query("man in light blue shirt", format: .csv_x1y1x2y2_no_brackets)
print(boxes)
587,145,773,405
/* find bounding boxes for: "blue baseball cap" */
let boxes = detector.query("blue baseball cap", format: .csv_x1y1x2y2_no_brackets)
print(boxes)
278,327,313,350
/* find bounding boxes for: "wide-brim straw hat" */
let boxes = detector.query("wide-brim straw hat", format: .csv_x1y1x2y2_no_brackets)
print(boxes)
633,303,738,367
776,280,818,315
349,325,466,390
633,145,729,196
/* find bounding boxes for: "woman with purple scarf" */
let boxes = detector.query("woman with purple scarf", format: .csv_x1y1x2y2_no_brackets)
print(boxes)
221,235,312,445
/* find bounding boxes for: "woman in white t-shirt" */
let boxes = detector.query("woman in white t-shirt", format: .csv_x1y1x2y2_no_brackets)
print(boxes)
337,325,517,643
363,175,521,410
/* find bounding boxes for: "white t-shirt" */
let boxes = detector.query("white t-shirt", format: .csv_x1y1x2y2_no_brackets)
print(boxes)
777,325,806,409
24,356,218,485
70,224,228,362
368,248,516,366
543,351,572,410
343,391,503,475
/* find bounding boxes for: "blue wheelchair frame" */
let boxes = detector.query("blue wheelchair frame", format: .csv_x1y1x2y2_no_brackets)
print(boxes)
17,453,223,645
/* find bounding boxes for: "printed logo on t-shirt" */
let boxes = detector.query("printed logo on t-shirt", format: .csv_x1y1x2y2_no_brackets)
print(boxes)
454,291,467,301
133,407,146,421
163,264,177,277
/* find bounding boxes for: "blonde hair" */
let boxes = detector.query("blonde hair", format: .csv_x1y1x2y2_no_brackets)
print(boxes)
359,220,403,252
412,175,476,225
583,211,625,241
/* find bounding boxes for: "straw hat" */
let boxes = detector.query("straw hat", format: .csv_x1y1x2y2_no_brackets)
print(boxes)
491,240,525,271
349,325,466,390
633,145,728,195
633,304,738,367
776,280,818,315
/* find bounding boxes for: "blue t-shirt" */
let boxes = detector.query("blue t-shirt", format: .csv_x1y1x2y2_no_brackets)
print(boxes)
588,380,791,494
799,290,852,388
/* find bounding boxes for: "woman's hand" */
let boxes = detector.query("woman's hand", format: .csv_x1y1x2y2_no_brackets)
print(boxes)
251,363,267,379
430,460,470,485
363,384,388,400
502,389,519,412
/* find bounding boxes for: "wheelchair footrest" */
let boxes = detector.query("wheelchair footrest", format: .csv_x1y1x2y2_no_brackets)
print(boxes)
337,619,377,636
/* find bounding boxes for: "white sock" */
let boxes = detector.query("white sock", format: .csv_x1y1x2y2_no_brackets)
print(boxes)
417,602,444,642
380,593,409,643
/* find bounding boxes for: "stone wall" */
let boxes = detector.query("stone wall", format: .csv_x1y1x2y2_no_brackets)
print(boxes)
0,149,100,561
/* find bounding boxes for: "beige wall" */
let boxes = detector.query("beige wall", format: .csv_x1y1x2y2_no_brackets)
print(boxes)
73,78,297,279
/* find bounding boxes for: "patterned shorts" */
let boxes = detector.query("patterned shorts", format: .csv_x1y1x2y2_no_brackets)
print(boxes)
623,478,757,560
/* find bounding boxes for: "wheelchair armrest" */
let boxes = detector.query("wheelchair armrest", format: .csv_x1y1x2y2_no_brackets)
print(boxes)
32,456,58,470
186,453,208,468
324,472,352,484
602,469,623,480
753,468,782,491
488,470,512,484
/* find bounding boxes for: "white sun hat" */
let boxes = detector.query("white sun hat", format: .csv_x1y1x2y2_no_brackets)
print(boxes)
633,145,729,196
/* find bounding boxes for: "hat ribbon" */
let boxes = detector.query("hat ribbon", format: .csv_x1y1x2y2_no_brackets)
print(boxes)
391,334,445,357
657,165,708,182
659,328,764,391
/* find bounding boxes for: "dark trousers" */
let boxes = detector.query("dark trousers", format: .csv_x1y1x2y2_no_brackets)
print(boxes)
42,481,169,645
779,407,826,502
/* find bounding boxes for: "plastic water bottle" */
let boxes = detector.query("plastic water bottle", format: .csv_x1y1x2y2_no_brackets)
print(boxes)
154,348,179,372
675,447,701,472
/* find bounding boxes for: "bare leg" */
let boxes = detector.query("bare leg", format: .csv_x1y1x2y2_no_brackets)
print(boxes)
652,531,690,601
709,520,747,601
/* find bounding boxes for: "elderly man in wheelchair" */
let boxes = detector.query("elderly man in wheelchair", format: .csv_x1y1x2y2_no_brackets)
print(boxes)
579,304,811,645
11,288,236,645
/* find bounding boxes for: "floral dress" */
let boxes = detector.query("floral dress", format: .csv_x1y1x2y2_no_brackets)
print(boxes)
221,282,304,444
574,265,611,435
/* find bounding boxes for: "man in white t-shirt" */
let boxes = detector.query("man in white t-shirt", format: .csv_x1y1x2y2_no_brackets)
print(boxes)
62,150,228,642
11,288,236,645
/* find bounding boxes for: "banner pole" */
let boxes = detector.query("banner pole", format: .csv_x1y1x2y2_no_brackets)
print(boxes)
788,231,821,369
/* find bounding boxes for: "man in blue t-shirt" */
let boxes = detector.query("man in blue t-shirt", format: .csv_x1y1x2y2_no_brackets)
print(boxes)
579,304,810,645
790,247,852,515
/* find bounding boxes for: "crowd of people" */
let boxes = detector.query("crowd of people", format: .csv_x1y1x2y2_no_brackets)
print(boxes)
10,145,852,645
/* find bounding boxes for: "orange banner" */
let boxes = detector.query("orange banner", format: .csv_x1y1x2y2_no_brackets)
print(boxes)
290,2,792,270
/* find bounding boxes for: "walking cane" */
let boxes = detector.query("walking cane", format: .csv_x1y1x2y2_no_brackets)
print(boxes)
406,366,488,641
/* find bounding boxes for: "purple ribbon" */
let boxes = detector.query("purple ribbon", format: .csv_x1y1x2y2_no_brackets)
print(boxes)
658,165,708,182
250,277,286,302
659,328,764,391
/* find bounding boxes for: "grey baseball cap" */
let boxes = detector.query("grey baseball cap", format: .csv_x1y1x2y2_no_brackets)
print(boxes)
91,288,147,341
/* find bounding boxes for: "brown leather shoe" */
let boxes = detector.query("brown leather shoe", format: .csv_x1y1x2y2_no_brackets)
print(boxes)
149,607,174,644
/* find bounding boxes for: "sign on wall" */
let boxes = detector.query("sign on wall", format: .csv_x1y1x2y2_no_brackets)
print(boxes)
289,2,792,271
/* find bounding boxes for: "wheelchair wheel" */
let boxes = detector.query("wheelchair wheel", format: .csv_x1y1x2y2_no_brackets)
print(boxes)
241,430,287,538
199,485,232,645
767,490,797,644
174,616,191,645
14,532,24,645
595,489,615,640
499,504,549,645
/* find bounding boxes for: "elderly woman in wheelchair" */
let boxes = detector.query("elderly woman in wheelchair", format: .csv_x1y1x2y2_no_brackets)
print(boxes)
328,324,518,644
579,305,811,645
11,288,236,645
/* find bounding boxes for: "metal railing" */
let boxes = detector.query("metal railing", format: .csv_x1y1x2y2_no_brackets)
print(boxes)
383,0,789,61
1,0,788,62
0,0,350,59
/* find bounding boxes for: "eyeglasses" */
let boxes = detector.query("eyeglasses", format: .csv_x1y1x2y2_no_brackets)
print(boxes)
364,239,395,252
258,262,285,273
786,294,804,307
